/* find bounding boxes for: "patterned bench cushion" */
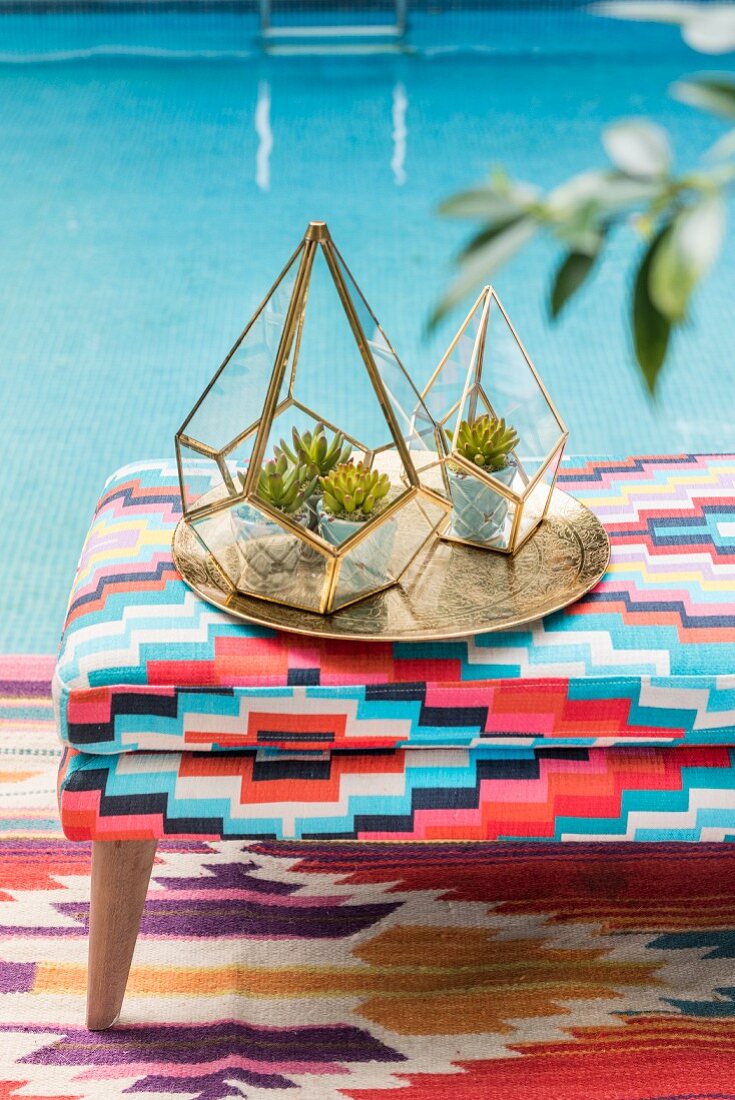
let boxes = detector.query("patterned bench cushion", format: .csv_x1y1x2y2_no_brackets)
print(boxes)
58,744,735,842
54,455,735,755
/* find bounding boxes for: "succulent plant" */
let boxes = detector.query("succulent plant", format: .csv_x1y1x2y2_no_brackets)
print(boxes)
280,423,352,479
320,462,391,520
253,453,318,515
447,415,519,472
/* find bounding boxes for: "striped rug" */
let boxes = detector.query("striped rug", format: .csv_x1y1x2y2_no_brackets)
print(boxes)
1,656,734,1099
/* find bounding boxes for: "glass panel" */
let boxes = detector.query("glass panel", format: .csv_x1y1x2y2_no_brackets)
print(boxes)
419,292,489,510
415,492,451,533
516,441,566,547
410,418,446,476
188,506,243,591
422,292,486,428
247,246,420,545
220,430,261,494
331,495,436,611
177,441,232,515
371,449,414,496
371,337,437,468
330,247,438,468
417,455,450,497
477,294,565,469
181,249,301,453
192,501,329,613
288,247,393,453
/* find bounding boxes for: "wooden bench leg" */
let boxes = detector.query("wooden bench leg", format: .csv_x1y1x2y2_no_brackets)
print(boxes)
86,839,158,1031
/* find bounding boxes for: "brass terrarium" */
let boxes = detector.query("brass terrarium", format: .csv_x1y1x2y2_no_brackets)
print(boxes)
175,221,448,615
419,286,568,554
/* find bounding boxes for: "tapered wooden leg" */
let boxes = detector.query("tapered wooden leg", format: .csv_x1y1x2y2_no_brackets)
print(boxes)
86,839,158,1031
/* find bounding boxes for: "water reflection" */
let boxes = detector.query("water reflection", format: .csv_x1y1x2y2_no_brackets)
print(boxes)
255,79,273,191
255,75,409,189
391,81,408,186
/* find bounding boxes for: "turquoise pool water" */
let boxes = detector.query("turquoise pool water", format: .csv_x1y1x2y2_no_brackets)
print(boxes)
2,7,734,651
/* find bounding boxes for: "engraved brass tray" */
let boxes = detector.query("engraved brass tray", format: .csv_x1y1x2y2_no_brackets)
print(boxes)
172,489,610,642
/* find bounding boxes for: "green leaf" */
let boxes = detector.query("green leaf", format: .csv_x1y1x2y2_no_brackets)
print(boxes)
672,76,735,119
550,252,598,318
632,228,672,395
428,217,537,330
649,196,725,322
553,205,605,256
603,119,672,179
279,439,298,465
457,215,527,260
438,188,528,221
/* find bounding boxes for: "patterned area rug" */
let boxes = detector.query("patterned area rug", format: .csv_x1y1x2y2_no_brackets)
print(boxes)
2,657,735,1099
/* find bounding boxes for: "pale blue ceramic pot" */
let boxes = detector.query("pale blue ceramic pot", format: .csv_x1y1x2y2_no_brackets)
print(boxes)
447,458,517,546
230,501,304,591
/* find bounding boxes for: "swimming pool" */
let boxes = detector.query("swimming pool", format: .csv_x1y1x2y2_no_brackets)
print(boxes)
2,5,734,651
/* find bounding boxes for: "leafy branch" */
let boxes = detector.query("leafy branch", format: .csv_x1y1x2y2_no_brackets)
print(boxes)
431,2,735,395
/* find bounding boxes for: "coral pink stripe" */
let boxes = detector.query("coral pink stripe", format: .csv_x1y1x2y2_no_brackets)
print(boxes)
423,684,498,708
484,713,556,734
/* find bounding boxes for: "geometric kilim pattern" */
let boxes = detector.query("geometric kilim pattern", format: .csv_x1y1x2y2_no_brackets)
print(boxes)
3,662,735,1095
54,454,735,755
4,711,735,1100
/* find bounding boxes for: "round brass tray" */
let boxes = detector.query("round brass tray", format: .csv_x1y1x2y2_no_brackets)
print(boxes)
172,489,610,642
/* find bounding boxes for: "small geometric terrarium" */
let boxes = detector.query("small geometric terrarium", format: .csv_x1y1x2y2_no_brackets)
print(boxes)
175,221,448,615
420,286,568,554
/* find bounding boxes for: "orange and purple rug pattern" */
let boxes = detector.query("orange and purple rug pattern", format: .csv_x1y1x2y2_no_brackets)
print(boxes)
2,659,735,1098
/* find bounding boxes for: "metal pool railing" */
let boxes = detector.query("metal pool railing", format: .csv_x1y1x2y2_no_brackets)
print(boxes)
259,0,408,52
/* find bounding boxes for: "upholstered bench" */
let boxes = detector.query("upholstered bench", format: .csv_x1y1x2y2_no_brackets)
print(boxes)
54,453,735,1029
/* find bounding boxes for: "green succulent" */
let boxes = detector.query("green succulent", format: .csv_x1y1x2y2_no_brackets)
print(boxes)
320,462,391,520
279,423,352,479
447,415,519,472
254,453,318,515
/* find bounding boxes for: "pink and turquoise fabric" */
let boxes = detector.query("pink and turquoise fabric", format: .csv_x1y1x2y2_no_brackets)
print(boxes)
55,454,735,842
58,743,735,842
55,455,735,754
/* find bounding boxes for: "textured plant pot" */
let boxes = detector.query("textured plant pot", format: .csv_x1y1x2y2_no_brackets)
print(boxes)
318,504,396,600
447,458,517,546
229,502,304,593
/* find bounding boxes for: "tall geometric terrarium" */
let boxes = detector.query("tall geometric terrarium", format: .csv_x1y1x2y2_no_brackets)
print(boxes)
175,221,448,615
419,286,568,554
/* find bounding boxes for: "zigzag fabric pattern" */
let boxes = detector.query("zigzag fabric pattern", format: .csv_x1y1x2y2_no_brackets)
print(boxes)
58,743,735,842
54,455,735,754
